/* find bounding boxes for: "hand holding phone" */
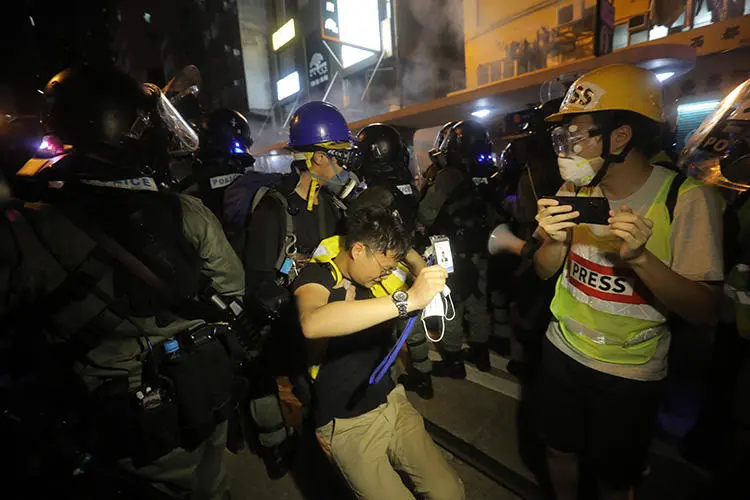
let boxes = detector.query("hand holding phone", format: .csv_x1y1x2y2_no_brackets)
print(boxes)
536,198,579,242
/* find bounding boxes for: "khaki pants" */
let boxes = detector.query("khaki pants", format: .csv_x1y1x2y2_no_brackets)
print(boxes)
316,386,465,500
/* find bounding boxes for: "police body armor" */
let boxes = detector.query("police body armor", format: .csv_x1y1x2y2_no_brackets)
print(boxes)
8,185,234,466
433,169,490,255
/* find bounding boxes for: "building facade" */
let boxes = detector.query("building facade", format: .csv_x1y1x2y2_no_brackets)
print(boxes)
465,0,750,148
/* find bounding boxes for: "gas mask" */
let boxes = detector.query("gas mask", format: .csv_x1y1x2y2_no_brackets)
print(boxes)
305,146,363,201
551,124,604,187
315,168,361,200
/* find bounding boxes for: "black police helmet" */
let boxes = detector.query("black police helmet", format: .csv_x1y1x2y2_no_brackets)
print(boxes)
355,123,412,186
44,66,152,155
439,119,493,173
201,108,254,158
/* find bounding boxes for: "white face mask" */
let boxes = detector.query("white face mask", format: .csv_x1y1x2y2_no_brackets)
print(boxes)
557,155,604,187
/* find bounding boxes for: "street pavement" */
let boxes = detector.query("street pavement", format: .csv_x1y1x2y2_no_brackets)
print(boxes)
224,346,710,499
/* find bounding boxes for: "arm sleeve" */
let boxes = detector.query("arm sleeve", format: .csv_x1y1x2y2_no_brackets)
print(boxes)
670,185,724,282
179,194,245,297
291,263,335,293
417,169,464,228
243,197,283,289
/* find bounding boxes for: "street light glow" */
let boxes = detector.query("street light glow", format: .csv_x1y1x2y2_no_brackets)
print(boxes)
472,109,491,118
272,19,295,51
677,100,721,113
655,71,674,82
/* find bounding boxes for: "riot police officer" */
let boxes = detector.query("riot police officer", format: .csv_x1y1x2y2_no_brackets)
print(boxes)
1,66,244,499
352,123,434,399
421,121,455,198
185,108,255,222
420,119,496,377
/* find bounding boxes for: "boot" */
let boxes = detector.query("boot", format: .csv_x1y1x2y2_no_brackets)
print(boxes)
464,341,491,372
261,433,296,480
432,351,466,379
398,370,435,400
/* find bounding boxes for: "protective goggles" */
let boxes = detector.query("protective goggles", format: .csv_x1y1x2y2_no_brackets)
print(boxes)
309,144,362,168
550,124,602,157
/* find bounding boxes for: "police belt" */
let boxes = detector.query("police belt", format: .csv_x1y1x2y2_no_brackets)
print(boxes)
91,321,236,466
556,316,666,348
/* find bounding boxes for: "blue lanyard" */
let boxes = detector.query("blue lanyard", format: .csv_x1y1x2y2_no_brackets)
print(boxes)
369,315,418,385
369,256,434,385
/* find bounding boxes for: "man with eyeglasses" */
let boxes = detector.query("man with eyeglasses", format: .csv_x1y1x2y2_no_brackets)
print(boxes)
293,205,464,500
533,64,724,500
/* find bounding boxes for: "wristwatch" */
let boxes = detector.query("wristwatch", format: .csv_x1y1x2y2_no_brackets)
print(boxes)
392,290,409,319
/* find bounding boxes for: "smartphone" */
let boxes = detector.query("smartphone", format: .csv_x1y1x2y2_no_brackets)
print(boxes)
553,196,610,225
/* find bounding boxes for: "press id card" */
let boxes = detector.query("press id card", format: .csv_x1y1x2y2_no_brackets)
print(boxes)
430,235,454,273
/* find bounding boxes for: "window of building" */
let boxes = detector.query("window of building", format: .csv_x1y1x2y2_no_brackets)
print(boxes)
490,60,502,83
693,1,712,28
613,23,628,50
649,24,668,40
558,4,574,25
630,29,649,45
477,64,490,86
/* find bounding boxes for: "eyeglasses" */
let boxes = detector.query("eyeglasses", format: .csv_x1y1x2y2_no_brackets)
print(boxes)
366,247,398,277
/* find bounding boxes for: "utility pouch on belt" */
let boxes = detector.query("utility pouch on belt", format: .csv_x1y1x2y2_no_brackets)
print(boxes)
129,382,181,467
159,323,235,450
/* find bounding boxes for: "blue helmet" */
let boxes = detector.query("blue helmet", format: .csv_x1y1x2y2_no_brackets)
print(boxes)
287,101,355,149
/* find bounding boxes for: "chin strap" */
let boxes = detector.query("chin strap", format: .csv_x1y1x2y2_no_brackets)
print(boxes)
307,178,320,211
588,129,633,188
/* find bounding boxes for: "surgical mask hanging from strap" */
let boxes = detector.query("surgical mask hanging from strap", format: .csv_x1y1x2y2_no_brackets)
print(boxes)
421,286,455,343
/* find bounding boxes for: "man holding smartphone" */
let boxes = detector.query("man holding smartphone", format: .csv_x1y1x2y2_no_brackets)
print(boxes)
533,64,724,500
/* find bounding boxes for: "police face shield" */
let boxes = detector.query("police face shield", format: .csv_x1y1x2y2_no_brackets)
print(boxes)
141,84,200,156
679,79,750,192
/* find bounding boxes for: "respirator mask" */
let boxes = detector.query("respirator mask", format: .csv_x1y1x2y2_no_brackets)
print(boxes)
551,123,604,187
299,145,363,202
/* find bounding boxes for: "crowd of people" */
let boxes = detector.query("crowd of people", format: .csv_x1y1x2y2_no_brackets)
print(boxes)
1,61,750,500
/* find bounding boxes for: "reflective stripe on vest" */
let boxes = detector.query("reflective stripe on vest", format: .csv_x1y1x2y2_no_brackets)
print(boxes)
550,171,703,365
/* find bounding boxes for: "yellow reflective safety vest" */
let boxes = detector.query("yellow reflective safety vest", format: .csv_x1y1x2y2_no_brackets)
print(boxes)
550,171,703,365
306,235,410,379
309,235,409,296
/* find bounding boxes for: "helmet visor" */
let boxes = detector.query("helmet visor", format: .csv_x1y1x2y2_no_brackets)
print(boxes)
679,79,750,191
145,83,200,155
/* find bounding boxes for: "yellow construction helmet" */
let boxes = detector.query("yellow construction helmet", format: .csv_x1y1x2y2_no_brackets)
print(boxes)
545,64,664,123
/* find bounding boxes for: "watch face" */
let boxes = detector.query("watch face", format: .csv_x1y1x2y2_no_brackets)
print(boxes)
393,290,407,302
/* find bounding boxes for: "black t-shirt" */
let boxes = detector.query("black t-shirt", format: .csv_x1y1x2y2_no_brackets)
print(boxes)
292,263,395,427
